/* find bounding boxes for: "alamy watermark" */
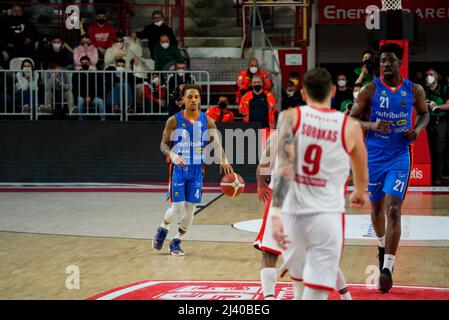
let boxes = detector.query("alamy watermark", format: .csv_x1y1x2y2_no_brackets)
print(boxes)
65,265,80,290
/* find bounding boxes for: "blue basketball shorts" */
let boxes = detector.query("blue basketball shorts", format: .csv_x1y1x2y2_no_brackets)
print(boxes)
167,164,203,203
367,144,412,203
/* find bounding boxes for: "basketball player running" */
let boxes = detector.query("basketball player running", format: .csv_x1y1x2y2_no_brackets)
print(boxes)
350,43,429,293
255,131,352,300
153,84,233,256
271,68,369,300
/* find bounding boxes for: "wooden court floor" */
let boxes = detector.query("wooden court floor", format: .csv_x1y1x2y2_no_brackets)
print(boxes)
0,192,448,299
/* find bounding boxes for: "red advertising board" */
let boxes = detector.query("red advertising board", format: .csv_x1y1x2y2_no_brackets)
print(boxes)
318,0,449,24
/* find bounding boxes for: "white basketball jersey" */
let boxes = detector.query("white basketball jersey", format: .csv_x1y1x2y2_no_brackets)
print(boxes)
282,106,350,215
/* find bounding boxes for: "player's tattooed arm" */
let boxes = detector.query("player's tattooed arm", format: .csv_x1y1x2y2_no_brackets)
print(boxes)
160,115,177,157
272,110,295,210
406,84,429,141
206,116,234,175
350,83,390,133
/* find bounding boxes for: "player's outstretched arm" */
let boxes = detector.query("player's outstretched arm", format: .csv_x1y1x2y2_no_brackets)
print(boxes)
404,84,429,141
206,116,233,175
350,83,391,133
160,115,185,166
345,117,369,208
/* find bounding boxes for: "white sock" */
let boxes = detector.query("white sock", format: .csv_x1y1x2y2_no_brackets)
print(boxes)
260,268,277,299
378,235,385,248
340,292,352,300
383,254,395,272
302,287,329,300
293,281,304,300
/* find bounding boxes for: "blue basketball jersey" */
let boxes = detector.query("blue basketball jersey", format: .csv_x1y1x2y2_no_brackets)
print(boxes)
172,111,207,166
366,77,414,149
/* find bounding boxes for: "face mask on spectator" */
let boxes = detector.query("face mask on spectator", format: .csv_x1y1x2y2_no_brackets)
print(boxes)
22,67,32,72
116,66,125,72
52,43,62,51
115,42,124,49
161,42,170,49
253,85,262,92
152,77,159,85
177,69,185,77
154,21,163,27
249,66,258,74
81,64,90,70
353,91,360,99
426,75,436,85
286,90,295,97
338,80,347,87
219,102,227,109
97,19,106,25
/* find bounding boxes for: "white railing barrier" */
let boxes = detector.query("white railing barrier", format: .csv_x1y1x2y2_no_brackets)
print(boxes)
0,69,210,121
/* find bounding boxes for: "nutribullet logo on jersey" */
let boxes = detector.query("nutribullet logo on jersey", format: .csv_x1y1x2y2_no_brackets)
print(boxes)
170,127,276,168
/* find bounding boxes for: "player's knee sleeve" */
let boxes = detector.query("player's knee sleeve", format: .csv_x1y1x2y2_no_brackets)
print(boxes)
179,202,196,232
164,201,185,224
336,268,347,292
302,287,329,300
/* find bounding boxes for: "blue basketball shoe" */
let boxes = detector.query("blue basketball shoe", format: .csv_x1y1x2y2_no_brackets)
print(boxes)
152,227,168,251
169,238,185,256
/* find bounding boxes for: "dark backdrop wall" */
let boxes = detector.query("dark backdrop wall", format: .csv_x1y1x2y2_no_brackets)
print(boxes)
0,121,261,183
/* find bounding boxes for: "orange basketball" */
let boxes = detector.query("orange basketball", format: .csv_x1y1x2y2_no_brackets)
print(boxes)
220,173,245,197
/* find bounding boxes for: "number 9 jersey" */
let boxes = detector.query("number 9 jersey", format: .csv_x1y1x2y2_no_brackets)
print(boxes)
282,106,350,216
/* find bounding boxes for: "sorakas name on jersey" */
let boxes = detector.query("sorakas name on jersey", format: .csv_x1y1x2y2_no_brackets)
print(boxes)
301,124,339,142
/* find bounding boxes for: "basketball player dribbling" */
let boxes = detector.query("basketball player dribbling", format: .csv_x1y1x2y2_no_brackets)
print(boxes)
255,130,352,300
270,68,369,300
152,84,233,256
350,43,429,293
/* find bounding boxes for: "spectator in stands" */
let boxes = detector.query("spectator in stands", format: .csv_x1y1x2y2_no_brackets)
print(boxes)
72,56,106,121
105,58,133,114
131,10,178,60
153,34,184,71
104,34,129,67
167,61,195,116
206,96,235,123
87,9,116,60
239,75,277,129
2,4,39,62
40,35,72,70
424,68,449,185
14,58,42,113
136,73,167,114
104,34,144,70
354,50,377,86
281,80,304,111
340,85,362,114
332,73,352,111
43,62,74,118
236,58,271,104
73,35,98,70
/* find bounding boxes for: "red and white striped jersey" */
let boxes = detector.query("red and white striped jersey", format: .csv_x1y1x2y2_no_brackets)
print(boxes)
282,106,350,215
